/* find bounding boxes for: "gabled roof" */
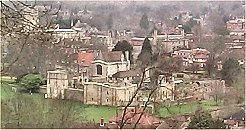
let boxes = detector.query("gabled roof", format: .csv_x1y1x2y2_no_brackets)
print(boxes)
194,54,208,59
112,69,140,78
109,108,161,126
95,51,123,62
224,108,245,121
77,52,94,66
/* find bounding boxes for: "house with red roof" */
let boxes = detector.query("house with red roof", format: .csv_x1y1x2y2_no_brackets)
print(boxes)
172,48,210,68
77,51,94,83
109,107,162,129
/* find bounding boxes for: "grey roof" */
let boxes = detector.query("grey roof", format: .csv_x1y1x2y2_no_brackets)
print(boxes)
224,108,245,121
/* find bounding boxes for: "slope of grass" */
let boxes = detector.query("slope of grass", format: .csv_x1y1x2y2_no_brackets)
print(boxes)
1,77,117,125
158,100,222,117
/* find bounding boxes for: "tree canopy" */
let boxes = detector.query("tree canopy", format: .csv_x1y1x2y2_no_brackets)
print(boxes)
106,14,113,30
112,40,134,63
221,58,241,86
139,13,150,30
188,111,226,129
183,18,197,33
138,38,153,66
18,74,44,92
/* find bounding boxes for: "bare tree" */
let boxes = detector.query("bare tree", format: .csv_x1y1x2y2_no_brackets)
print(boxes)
1,1,61,74
118,54,184,129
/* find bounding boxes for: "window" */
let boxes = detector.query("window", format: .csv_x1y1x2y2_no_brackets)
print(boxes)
106,98,109,102
96,65,102,75
92,98,94,101
107,91,109,95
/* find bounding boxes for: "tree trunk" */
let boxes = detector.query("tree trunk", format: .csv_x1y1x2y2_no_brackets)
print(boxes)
215,94,218,106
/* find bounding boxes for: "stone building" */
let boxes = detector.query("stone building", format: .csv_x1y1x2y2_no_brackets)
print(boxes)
226,17,245,31
172,48,210,68
90,51,130,82
152,29,189,53
83,82,137,106
47,69,69,99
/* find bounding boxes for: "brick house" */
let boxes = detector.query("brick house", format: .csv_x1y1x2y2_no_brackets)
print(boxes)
226,18,245,31
172,48,210,68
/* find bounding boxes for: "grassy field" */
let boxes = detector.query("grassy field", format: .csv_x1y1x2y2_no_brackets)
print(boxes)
1,76,221,127
1,77,117,125
158,100,222,117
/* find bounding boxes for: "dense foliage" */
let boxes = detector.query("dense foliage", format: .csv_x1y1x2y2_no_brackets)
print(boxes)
106,14,113,29
18,74,44,92
182,18,197,33
221,58,241,86
138,38,153,66
188,112,226,129
112,40,134,63
139,13,149,30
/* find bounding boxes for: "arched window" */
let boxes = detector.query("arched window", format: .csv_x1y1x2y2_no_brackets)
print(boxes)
96,65,102,75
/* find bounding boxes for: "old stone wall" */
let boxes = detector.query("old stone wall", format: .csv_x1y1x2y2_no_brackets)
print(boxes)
64,88,84,102
83,82,137,106
39,86,47,93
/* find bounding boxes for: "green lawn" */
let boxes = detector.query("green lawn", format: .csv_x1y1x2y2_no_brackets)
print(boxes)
1,76,222,127
158,100,222,117
1,78,117,125
81,105,117,122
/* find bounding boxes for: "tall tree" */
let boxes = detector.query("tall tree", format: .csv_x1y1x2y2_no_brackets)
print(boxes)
138,38,152,66
1,1,61,74
139,13,149,30
112,40,134,63
106,14,113,30
221,58,241,86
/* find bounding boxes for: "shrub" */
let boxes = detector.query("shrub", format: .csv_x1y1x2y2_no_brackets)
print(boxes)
18,74,44,93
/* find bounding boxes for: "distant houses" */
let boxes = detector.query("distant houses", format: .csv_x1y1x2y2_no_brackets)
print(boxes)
172,48,210,68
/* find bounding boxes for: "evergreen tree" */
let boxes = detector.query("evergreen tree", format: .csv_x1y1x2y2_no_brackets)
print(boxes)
138,38,152,65
107,14,113,30
221,58,241,86
139,13,149,30
140,38,152,54
112,40,134,64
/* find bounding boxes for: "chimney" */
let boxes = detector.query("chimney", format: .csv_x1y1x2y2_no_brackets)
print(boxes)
153,30,157,46
123,30,126,36
181,29,185,37
71,19,73,27
108,30,112,38
125,51,129,61
125,51,130,70
100,118,104,126
154,29,158,37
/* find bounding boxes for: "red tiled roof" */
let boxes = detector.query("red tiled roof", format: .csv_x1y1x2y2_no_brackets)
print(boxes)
109,108,161,126
77,52,94,66
194,54,208,59
95,51,123,62
103,51,123,62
